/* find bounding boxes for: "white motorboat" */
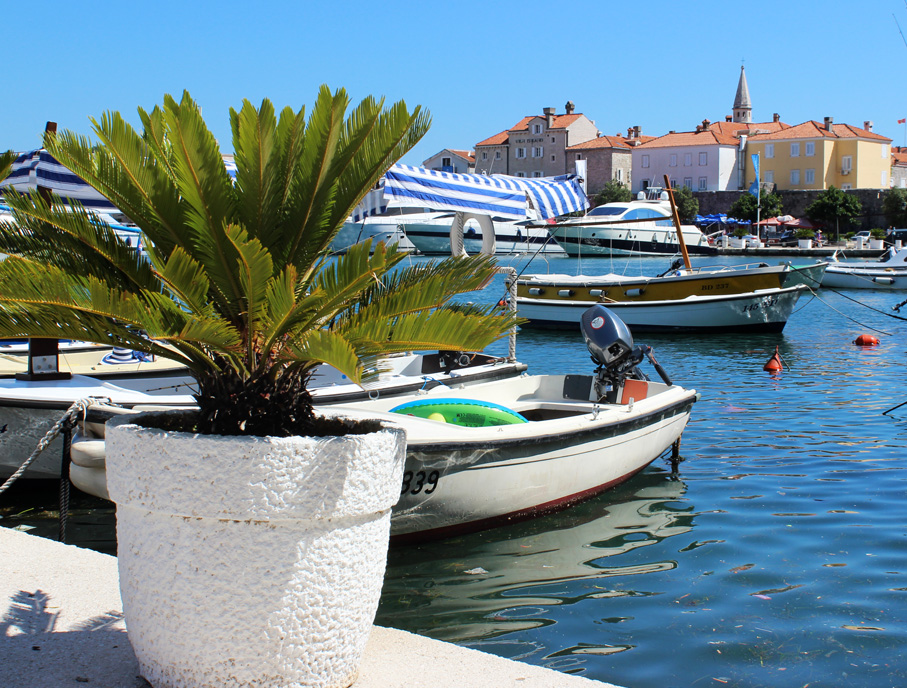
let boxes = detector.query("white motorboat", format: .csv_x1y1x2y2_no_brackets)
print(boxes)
331,209,417,254
822,247,907,289
66,307,697,543
0,350,526,481
401,212,564,255
548,189,717,257
515,285,808,333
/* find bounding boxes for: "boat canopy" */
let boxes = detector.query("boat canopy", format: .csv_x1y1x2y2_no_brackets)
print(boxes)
352,164,588,222
0,149,117,214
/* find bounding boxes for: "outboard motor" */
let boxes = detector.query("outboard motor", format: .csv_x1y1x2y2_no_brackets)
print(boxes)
580,305,672,403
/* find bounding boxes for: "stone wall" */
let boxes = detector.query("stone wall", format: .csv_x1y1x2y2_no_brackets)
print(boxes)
693,188,892,231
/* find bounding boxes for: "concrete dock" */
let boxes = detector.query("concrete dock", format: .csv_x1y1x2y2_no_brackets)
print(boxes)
0,527,621,688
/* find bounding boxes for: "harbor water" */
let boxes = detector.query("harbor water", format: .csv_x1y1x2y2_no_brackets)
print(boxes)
3,252,907,687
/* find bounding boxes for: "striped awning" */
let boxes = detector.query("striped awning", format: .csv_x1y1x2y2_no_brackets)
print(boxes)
0,149,118,213
366,164,588,221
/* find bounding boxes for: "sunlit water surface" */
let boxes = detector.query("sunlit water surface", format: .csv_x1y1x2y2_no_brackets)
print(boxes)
3,252,906,688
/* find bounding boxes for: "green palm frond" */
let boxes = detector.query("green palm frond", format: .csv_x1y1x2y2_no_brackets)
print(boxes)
0,87,515,437
0,150,16,183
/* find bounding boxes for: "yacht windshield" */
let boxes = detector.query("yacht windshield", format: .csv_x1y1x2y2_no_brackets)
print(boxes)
587,206,628,217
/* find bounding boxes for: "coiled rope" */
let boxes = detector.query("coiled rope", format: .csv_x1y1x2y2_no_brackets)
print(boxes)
0,398,116,496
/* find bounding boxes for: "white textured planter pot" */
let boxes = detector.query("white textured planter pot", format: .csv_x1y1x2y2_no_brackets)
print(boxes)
106,411,406,688
869,238,884,250
798,239,813,249
729,237,746,248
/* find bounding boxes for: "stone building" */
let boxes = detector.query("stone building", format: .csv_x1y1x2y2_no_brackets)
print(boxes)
474,102,599,177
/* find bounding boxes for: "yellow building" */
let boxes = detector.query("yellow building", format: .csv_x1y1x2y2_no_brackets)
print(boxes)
745,118,892,191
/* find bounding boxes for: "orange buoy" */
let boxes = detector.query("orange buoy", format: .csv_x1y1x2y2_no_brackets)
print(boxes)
853,334,880,347
763,346,783,372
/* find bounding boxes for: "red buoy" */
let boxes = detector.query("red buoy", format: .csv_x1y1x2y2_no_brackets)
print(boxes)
853,334,880,347
763,346,783,372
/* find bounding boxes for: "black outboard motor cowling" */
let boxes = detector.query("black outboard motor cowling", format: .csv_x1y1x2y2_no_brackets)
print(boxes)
581,305,634,368
580,304,672,402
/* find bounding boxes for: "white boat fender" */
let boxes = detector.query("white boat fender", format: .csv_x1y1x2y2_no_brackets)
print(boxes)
449,212,496,257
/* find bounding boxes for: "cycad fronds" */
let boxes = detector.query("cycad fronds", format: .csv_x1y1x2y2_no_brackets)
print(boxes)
0,88,513,437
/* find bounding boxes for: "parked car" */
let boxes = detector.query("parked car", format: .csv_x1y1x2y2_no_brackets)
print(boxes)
853,231,871,240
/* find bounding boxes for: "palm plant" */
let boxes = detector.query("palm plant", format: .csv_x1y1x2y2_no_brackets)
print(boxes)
0,88,516,437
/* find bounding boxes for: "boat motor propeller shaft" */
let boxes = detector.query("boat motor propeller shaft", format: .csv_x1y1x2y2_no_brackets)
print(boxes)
580,305,672,401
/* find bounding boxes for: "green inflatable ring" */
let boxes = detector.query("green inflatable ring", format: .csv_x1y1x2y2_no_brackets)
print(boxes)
389,397,528,427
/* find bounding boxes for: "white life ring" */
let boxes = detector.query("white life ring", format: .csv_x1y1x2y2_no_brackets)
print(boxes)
449,212,496,257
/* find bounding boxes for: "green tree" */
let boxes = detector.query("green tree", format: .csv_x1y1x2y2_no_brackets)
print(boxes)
806,186,863,242
0,89,517,437
728,191,784,222
593,179,632,206
882,187,907,228
671,184,699,222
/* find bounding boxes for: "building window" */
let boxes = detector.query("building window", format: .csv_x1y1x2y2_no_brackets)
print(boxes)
550,155,555,162
482,152,487,160
791,142,800,158
842,155,853,173
516,172,525,178
805,168,815,184
766,144,774,159
699,152,707,166
551,137,555,143
883,144,889,158
641,179,650,189
531,147,543,158
641,155,650,168
533,171,543,178
882,170,888,186
765,170,774,184
532,124,542,134
698,177,707,190
790,169,800,185
684,177,692,189
495,151,501,160
516,147,526,159
576,153,582,160
670,178,677,188
616,169,624,182
670,154,677,167
684,153,692,166
441,157,451,167
805,142,815,157
842,183,852,190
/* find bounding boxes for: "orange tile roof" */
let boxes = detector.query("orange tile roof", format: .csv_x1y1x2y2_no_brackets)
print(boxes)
476,113,588,147
892,147,907,166
747,120,892,142
567,135,631,151
637,129,739,148
709,120,791,136
475,130,510,147
510,114,584,132
448,149,475,162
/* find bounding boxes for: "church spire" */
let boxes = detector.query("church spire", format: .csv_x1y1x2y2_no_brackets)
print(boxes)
733,65,752,124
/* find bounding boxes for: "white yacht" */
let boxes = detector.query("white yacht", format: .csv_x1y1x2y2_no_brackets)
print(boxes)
549,189,717,257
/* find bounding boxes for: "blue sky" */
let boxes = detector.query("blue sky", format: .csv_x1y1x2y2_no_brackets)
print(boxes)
5,0,907,163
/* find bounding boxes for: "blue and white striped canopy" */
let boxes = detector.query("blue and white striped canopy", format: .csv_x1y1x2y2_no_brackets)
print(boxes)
350,187,389,223
0,149,118,213
375,164,588,221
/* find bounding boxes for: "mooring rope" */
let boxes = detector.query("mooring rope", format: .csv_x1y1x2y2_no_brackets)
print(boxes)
0,397,116,496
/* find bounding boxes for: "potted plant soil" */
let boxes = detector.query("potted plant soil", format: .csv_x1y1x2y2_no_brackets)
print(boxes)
0,89,516,688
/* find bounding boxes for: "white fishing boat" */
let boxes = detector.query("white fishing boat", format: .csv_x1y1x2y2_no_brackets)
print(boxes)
548,189,717,257
510,259,825,307
821,247,907,289
65,307,697,543
0,350,526,481
515,285,808,333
